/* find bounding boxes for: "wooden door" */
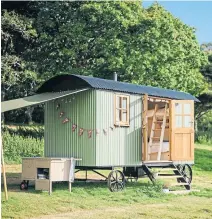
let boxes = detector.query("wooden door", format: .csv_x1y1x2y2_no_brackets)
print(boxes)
170,100,194,161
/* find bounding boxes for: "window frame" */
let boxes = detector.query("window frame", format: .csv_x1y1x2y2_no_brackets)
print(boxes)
174,102,192,128
114,94,130,127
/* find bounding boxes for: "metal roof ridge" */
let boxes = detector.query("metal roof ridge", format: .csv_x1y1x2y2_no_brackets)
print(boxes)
71,74,197,97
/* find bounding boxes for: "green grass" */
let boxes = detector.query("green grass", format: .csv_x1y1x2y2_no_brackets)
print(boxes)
1,181,170,218
1,144,212,219
193,143,212,173
194,148,212,171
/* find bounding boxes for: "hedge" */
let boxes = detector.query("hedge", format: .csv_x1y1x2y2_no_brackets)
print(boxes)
2,131,44,164
2,125,44,139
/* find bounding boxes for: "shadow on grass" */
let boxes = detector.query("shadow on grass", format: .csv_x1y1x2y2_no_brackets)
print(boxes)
3,172,211,199
53,180,152,192
195,148,212,171
2,179,157,196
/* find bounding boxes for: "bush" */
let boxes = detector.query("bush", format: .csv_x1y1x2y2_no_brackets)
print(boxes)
2,131,44,164
196,133,212,145
2,125,44,140
196,110,212,145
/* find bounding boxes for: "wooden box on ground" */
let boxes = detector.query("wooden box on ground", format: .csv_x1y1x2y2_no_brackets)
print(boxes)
22,157,75,194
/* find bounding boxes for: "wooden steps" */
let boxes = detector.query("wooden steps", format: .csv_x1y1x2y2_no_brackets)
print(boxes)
154,128,169,131
142,164,192,191
158,173,180,176
170,183,189,186
168,190,199,195
157,175,182,179
154,121,169,124
158,168,178,172
152,137,160,139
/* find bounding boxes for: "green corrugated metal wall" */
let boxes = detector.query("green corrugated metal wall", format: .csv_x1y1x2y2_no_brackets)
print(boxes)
44,90,96,166
96,90,142,166
44,89,142,167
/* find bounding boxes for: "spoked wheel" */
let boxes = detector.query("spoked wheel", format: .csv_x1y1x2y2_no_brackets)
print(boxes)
182,164,192,184
108,170,125,192
20,180,29,190
176,164,184,173
176,165,184,183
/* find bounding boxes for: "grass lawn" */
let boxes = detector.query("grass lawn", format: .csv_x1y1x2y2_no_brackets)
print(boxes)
1,144,212,219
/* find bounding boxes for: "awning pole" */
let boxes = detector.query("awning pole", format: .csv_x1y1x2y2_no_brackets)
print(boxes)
1,136,8,201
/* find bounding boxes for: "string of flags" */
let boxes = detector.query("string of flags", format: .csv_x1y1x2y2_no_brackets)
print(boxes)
56,102,117,138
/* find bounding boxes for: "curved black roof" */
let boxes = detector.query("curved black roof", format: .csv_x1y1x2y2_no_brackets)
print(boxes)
37,74,199,102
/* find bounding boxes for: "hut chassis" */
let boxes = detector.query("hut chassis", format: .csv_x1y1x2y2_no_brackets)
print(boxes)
74,162,193,192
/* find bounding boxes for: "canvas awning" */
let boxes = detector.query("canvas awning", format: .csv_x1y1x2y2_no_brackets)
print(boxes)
1,88,88,113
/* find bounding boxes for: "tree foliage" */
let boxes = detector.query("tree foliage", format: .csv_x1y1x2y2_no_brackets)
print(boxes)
1,10,37,92
33,1,144,80
130,4,207,95
1,9,38,123
200,43,212,83
34,2,207,96
196,43,212,120
1,1,209,124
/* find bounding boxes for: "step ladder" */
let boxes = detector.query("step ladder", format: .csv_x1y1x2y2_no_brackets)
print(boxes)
148,103,168,160
142,164,191,190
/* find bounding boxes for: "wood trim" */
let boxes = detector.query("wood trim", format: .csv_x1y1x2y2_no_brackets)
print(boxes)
142,94,148,161
148,96,171,102
175,113,191,116
157,103,168,161
147,104,159,160
190,101,195,160
1,138,8,201
127,96,130,125
114,94,116,128
169,100,172,161
114,94,130,126
116,108,127,111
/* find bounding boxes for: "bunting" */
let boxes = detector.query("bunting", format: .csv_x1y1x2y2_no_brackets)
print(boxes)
56,101,117,138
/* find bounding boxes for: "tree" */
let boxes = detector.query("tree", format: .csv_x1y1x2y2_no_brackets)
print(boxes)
32,1,143,80
200,43,212,83
196,43,212,121
33,2,207,96
128,4,207,96
1,10,38,123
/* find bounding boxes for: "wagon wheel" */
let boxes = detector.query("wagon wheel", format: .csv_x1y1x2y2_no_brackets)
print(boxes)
20,181,28,190
176,165,184,183
108,170,125,192
182,164,192,184
176,164,183,173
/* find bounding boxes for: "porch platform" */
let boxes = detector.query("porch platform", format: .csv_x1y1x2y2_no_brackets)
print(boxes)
142,161,173,167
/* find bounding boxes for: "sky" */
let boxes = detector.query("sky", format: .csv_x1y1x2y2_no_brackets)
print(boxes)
142,1,212,44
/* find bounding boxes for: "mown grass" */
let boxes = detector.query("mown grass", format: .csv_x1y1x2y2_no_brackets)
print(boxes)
194,144,212,172
1,144,212,219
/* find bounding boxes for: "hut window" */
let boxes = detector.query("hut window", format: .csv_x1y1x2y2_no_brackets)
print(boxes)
175,102,192,128
114,94,130,126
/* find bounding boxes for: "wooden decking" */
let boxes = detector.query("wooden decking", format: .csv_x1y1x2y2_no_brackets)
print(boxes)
142,160,173,167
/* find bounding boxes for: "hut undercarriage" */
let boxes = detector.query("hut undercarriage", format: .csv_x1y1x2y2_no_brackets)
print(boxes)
73,162,192,192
